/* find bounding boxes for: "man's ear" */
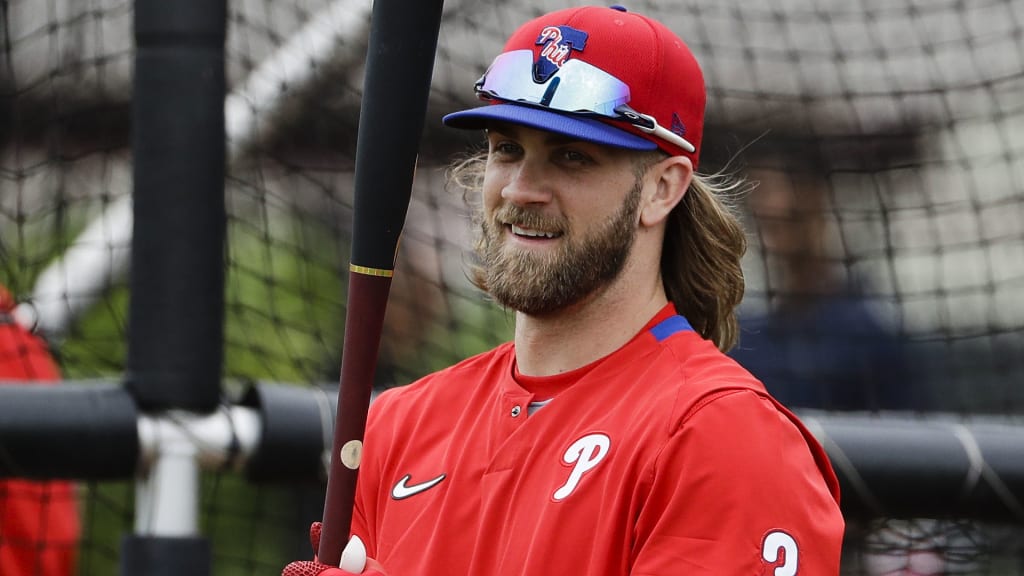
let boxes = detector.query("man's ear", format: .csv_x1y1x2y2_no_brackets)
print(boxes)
640,156,693,227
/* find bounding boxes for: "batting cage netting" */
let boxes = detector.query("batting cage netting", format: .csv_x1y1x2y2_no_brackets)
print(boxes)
1,0,1023,574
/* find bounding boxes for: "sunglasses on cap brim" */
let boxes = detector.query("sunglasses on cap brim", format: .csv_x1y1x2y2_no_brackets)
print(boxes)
474,49,696,154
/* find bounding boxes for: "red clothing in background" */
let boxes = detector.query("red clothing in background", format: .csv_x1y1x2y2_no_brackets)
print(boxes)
1,286,80,576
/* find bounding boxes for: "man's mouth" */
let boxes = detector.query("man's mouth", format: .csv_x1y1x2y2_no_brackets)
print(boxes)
510,225,561,239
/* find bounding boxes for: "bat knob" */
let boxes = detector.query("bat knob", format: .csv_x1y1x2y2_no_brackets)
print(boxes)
339,535,368,574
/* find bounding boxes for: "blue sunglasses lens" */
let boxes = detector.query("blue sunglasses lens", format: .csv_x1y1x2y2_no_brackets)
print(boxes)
476,50,630,118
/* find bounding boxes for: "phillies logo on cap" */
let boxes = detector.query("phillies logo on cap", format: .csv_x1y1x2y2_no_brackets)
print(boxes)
533,25,588,83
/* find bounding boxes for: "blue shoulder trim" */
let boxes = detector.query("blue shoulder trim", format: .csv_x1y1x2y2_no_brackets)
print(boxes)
649,315,694,342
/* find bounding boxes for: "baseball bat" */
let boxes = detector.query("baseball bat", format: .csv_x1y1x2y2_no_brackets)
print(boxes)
318,0,445,566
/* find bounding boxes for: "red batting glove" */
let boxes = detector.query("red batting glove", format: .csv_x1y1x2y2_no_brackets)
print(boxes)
281,522,387,576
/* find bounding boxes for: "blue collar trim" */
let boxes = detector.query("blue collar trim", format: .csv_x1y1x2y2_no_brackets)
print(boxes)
650,315,694,342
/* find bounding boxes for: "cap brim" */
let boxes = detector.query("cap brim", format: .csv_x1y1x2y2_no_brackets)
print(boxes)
442,104,657,151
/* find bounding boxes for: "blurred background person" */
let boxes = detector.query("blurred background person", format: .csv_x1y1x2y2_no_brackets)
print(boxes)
727,141,918,412
0,284,80,576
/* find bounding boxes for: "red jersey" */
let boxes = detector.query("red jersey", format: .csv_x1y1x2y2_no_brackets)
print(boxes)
352,305,844,575
0,290,80,576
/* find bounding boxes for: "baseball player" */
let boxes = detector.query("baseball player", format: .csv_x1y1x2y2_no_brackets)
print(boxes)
285,5,844,575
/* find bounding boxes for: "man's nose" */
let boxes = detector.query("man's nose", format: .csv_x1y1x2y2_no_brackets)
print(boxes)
501,160,553,206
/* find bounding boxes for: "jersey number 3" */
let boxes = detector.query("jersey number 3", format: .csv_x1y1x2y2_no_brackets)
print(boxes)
761,530,798,576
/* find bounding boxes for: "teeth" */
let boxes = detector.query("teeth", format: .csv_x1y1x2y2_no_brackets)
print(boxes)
511,225,558,239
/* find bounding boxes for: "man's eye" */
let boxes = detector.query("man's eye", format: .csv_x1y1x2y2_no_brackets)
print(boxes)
491,141,521,155
560,149,592,164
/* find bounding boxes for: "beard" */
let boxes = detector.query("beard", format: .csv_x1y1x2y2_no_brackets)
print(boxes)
476,179,643,316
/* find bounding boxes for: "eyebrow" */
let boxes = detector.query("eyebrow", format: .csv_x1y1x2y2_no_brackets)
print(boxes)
487,122,583,146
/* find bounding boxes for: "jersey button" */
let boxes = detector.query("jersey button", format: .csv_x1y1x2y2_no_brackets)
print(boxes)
510,405,522,417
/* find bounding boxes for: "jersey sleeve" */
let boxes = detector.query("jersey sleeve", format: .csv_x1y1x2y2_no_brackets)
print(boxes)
630,388,844,576
350,471,375,559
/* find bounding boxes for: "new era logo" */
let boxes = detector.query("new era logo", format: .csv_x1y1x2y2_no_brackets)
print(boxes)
670,113,686,138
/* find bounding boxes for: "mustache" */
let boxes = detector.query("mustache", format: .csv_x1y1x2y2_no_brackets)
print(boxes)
490,205,567,234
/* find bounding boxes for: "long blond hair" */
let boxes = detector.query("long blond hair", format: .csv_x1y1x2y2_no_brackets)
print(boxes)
662,168,748,351
447,150,749,351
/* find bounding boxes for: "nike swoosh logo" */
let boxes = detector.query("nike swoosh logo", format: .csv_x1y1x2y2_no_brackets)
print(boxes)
391,473,446,500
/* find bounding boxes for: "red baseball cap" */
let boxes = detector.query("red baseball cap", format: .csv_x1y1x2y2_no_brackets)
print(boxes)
443,5,706,167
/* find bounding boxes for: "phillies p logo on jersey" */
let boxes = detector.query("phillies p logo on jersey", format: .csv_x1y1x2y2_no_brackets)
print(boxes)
552,433,610,501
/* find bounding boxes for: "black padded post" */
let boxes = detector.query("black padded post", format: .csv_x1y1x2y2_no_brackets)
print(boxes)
121,1,227,574
120,536,211,576
125,0,227,413
242,383,338,483
808,413,1024,522
0,383,138,479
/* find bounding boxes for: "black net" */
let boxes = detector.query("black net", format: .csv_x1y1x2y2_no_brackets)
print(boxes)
1,0,1022,574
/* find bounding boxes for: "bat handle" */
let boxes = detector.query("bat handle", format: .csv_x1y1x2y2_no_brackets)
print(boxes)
318,271,393,566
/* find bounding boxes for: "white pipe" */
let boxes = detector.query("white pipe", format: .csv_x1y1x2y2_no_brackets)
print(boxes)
135,439,200,536
135,407,262,536
225,0,373,158
13,195,133,336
